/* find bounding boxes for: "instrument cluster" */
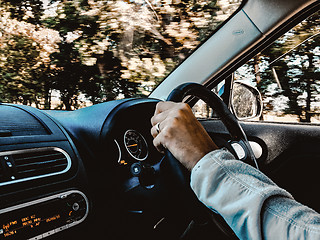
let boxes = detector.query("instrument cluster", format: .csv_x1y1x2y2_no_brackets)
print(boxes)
114,128,156,167
114,127,163,190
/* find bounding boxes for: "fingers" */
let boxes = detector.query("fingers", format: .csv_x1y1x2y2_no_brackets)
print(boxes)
151,118,171,153
150,121,160,138
150,101,218,169
152,131,166,153
151,111,166,128
150,102,173,138
151,101,193,154
151,101,174,127
153,101,177,115
151,101,191,125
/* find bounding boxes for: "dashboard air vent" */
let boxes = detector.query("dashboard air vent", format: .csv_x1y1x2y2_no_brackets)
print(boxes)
0,148,71,186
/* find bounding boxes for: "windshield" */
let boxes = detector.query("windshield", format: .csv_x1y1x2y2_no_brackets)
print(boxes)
0,0,241,110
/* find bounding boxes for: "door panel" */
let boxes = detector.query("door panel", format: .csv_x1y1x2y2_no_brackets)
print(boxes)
201,119,320,212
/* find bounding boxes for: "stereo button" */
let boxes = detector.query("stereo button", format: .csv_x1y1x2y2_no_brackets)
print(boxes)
72,202,80,211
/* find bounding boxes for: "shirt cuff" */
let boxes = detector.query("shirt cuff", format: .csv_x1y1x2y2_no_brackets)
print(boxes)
191,148,234,175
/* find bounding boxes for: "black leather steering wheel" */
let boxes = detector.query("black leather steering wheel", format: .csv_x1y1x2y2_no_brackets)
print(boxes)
166,82,258,168
163,82,258,238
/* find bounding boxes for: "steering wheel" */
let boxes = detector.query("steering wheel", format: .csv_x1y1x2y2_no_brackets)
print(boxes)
162,82,259,238
166,82,258,168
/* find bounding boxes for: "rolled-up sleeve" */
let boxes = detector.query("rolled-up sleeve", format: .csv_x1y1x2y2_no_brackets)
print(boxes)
190,149,320,240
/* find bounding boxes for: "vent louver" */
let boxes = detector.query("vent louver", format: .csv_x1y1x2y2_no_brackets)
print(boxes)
0,164,4,181
0,148,71,186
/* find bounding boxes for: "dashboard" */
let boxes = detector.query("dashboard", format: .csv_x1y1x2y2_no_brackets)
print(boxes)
0,98,262,240
0,96,265,240
0,98,168,239
0,103,90,239
44,98,174,239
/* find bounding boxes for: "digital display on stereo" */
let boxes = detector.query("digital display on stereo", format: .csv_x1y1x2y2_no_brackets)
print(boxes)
0,191,88,240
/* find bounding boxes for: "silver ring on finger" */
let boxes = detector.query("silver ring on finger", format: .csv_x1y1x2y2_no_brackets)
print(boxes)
155,122,161,134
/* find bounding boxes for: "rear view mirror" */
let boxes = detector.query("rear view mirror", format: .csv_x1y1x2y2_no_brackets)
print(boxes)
231,82,263,120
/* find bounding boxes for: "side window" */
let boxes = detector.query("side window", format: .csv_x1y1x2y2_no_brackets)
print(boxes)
234,10,320,123
192,80,225,118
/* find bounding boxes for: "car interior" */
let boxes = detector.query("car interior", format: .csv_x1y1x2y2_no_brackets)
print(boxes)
0,0,319,239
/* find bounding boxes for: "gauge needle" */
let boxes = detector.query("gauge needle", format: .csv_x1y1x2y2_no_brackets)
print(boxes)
127,143,138,148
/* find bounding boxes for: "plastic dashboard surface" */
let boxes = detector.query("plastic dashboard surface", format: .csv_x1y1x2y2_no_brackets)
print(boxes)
0,98,170,239
0,103,90,239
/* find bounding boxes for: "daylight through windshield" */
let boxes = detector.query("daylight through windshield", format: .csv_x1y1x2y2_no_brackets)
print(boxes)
0,0,240,110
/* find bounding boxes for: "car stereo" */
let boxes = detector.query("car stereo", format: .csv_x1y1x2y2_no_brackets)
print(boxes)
0,190,89,240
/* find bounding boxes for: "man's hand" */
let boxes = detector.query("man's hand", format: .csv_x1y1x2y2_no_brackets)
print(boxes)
151,101,218,170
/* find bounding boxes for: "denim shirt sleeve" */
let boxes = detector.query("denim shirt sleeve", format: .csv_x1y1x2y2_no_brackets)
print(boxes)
190,149,320,240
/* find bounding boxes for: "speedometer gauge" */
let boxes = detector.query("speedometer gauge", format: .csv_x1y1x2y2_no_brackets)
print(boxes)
124,130,148,161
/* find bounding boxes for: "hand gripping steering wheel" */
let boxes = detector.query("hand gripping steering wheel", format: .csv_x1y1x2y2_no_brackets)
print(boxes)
162,82,258,238
166,82,258,168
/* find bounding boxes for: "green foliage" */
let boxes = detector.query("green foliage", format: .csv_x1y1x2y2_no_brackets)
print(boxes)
0,0,239,109
0,34,47,106
3,0,44,25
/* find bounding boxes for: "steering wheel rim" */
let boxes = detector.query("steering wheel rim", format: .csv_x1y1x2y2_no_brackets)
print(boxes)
166,82,258,168
163,82,259,239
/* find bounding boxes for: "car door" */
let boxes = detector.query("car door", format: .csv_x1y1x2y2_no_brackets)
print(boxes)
197,6,320,214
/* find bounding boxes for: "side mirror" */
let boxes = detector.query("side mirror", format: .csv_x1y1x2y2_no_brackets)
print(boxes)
231,82,263,120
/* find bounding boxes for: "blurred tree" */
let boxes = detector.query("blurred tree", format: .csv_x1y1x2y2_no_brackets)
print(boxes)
1,0,240,108
42,0,227,105
0,34,47,106
0,0,56,107
44,0,143,108
257,11,320,122
96,0,224,87
3,0,44,25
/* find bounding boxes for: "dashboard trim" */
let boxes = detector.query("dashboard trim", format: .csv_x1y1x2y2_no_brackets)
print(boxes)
0,147,72,187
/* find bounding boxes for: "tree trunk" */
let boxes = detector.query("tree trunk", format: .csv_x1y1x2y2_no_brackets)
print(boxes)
304,53,314,123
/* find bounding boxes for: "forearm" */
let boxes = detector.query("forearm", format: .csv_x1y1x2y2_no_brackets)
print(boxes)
190,149,320,239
